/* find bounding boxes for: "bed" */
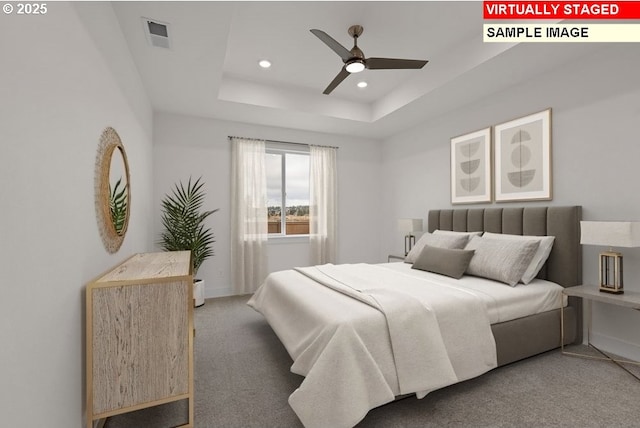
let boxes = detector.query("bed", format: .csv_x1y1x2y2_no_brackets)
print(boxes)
248,206,582,428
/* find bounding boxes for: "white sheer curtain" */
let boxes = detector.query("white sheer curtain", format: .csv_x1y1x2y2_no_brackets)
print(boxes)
230,137,268,294
309,145,338,264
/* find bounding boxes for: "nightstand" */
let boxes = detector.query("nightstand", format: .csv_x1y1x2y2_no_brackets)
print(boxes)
562,285,640,380
387,254,405,262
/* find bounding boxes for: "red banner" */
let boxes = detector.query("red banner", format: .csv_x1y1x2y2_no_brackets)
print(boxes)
484,1,640,19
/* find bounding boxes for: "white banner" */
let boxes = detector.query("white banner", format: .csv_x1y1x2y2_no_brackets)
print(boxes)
484,23,640,42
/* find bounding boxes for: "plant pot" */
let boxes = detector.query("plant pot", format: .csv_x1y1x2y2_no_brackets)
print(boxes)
193,279,205,308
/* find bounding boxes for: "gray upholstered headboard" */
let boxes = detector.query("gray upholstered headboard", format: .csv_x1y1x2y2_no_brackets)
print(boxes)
427,206,582,288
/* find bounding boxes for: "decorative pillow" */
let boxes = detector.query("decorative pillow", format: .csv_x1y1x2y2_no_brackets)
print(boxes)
433,229,484,239
464,236,540,286
482,232,555,284
405,233,470,263
411,245,475,279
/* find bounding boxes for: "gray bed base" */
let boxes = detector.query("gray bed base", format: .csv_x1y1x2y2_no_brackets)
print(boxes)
428,206,582,366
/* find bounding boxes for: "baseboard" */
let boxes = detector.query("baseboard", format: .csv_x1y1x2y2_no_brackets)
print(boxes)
590,332,640,362
206,286,234,299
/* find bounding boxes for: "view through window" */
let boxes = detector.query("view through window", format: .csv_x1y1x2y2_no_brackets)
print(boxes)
266,147,310,235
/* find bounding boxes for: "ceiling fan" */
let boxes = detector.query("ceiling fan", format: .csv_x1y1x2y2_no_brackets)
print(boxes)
310,25,429,95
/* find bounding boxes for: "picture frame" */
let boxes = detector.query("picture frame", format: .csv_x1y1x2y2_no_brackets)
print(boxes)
450,127,492,204
494,109,552,202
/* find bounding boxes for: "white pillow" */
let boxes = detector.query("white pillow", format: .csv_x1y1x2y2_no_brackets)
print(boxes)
464,236,540,286
405,233,470,263
433,229,484,239
482,232,555,284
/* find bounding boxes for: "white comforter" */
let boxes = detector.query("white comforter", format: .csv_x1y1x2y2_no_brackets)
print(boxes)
247,263,498,428
383,262,567,324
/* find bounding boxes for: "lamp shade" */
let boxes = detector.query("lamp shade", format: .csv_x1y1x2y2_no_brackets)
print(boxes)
580,221,640,248
398,218,423,234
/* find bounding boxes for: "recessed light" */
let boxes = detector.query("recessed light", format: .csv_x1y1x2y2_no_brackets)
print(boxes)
258,59,271,69
357,81,368,88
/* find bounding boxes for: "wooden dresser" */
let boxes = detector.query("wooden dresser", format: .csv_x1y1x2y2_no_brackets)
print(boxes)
86,251,194,427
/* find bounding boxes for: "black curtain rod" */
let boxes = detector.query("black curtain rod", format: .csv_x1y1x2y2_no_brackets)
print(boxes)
228,135,338,150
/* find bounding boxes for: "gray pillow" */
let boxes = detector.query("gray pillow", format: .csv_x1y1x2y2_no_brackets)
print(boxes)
412,245,475,279
464,236,540,286
482,232,555,284
405,233,470,263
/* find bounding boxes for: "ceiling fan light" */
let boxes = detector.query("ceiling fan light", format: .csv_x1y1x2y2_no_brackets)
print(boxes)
258,59,271,69
345,60,365,73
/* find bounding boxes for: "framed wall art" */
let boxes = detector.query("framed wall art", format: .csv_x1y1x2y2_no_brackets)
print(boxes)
450,127,492,204
494,109,551,202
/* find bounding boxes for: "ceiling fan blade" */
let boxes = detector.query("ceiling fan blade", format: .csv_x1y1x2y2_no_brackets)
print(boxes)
310,29,352,62
366,57,428,70
323,67,350,95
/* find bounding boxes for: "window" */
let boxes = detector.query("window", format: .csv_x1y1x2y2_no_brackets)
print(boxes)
266,144,310,236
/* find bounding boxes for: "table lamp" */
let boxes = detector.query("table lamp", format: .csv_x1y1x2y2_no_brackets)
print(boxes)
580,221,640,294
398,218,423,256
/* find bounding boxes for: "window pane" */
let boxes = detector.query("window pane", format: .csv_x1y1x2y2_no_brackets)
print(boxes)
285,153,310,235
266,153,282,234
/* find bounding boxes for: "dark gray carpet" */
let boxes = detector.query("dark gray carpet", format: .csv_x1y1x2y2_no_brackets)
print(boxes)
105,295,640,427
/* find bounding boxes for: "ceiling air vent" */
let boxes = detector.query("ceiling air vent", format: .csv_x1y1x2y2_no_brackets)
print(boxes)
142,17,171,49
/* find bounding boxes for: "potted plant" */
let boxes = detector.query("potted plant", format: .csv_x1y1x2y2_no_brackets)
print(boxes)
159,176,218,307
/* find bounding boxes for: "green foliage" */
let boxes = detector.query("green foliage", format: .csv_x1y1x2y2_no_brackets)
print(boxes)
109,177,128,235
159,177,218,276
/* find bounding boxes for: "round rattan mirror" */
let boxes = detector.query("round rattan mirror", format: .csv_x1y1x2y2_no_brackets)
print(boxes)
95,127,131,253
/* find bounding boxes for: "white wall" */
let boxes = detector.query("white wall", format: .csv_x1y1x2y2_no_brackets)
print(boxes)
153,112,383,297
0,3,153,427
380,44,640,360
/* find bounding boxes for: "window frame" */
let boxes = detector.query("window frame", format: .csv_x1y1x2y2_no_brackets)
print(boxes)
265,143,310,238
